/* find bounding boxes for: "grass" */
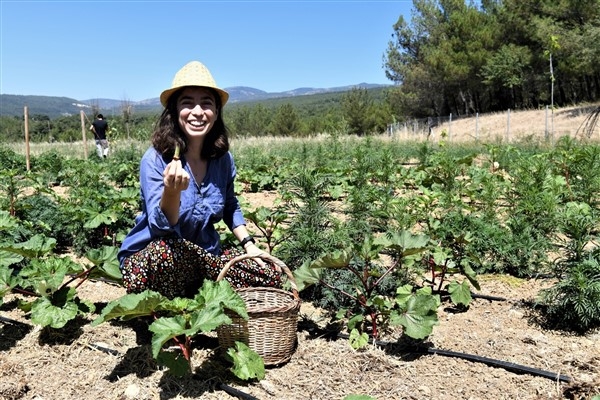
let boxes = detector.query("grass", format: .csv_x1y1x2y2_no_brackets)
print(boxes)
4,139,151,159
392,102,600,143
4,102,600,158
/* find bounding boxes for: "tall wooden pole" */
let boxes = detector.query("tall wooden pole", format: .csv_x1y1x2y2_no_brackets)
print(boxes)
506,109,511,143
80,110,88,159
24,106,31,171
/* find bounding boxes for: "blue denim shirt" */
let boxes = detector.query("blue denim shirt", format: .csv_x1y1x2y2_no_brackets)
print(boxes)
118,147,246,264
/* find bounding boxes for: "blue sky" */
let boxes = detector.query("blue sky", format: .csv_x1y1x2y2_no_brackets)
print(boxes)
1,1,411,102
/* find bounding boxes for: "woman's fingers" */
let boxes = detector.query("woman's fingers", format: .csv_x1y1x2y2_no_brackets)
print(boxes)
244,247,266,267
246,248,282,273
163,161,190,190
255,258,268,269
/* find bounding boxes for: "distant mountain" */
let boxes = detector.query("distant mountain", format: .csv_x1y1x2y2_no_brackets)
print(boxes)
0,95,91,118
225,83,387,102
0,83,390,118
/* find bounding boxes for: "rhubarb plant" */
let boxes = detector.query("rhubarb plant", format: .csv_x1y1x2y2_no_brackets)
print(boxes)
91,280,265,379
17,254,96,328
0,212,120,327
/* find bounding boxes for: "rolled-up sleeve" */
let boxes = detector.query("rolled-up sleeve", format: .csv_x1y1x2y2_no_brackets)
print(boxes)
140,150,178,235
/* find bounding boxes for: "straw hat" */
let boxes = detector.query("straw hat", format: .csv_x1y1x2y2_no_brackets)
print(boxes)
160,61,229,107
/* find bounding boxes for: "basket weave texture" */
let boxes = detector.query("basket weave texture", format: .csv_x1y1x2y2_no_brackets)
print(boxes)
216,253,301,365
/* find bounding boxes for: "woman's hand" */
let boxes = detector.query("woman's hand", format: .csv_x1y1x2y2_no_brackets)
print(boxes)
163,159,190,192
159,156,190,226
244,243,282,273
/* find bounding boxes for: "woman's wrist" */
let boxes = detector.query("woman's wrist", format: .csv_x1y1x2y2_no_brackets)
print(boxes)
239,235,256,249
244,244,260,254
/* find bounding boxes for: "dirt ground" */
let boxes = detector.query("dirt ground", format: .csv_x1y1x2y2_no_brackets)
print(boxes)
2,195,600,400
2,271,599,400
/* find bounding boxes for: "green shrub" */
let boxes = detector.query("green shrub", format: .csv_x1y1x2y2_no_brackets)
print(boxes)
540,255,600,333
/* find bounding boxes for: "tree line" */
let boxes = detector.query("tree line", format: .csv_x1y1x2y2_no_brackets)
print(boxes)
0,88,393,142
383,0,600,118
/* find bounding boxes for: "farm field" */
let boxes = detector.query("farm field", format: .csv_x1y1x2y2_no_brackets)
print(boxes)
1,264,599,400
3,102,600,159
2,108,600,400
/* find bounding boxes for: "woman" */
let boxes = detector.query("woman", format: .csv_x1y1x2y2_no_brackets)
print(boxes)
118,61,280,298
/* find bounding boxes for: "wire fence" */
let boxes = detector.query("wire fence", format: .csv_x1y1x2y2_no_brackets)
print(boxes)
386,104,600,144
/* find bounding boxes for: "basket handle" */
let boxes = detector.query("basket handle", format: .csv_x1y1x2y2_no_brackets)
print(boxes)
216,252,299,299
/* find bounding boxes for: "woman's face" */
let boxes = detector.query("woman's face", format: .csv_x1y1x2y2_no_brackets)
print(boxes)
176,87,218,140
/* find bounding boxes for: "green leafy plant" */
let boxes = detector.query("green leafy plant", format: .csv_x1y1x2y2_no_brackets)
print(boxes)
420,211,481,306
226,341,265,380
15,193,73,251
0,266,21,308
277,168,341,268
17,255,95,328
243,205,289,253
295,231,440,347
235,146,283,192
62,180,140,254
0,234,121,328
540,202,600,333
0,234,89,328
92,280,265,379
540,256,600,333
0,168,28,216
423,245,479,307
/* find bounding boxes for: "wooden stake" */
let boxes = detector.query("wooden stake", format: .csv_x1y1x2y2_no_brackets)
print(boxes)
24,106,31,171
80,110,88,159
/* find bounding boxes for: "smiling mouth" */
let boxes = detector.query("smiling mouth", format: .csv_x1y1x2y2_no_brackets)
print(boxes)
188,120,206,128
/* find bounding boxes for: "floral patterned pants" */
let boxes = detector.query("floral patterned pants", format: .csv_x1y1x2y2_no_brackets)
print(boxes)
121,236,282,299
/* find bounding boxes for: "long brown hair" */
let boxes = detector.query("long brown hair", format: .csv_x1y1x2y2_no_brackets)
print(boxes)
151,87,229,160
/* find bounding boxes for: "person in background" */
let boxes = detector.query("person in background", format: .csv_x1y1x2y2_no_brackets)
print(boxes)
117,60,281,299
90,113,110,158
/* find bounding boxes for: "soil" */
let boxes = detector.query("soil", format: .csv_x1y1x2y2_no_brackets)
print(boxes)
2,198,600,400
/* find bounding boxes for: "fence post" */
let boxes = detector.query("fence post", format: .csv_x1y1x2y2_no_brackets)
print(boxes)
449,113,452,141
545,106,549,141
506,109,511,142
24,106,31,171
80,110,88,159
475,113,479,141
551,105,555,144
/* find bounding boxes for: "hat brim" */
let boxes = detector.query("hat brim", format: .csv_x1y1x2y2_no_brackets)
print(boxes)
160,86,229,108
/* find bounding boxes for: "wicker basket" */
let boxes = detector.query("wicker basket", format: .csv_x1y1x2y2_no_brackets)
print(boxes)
216,252,301,365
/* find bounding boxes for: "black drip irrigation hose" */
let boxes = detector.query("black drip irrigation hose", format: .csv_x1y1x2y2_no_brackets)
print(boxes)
471,292,507,302
433,290,509,303
337,333,572,383
218,384,260,400
0,314,31,327
425,347,572,383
